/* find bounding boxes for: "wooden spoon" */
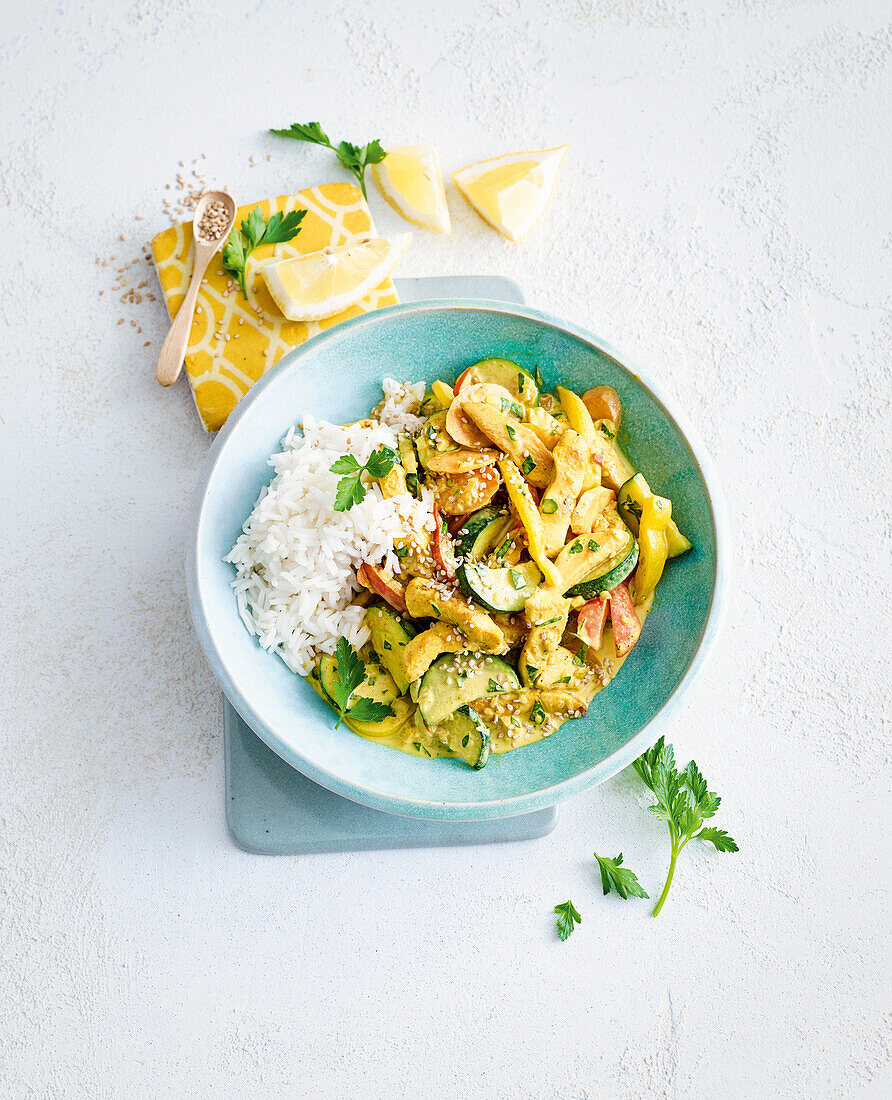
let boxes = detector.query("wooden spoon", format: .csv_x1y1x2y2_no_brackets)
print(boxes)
156,190,237,387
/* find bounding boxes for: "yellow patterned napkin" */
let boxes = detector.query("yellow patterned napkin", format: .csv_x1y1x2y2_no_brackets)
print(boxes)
151,183,400,431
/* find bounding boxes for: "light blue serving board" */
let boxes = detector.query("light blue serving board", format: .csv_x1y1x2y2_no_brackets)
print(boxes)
224,275,559,854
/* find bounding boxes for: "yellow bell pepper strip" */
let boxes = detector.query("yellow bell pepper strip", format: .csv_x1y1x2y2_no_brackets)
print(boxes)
498,458,562,587
632,494,671,603
555,386,601,490
617,473,692,558
431,379,455,409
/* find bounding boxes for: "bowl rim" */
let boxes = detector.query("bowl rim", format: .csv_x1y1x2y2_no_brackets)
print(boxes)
187,299,730,820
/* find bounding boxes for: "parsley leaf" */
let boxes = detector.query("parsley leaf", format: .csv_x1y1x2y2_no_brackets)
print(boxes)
329,637,365,727
327,637,394,728
632,736,739,916
331,446,398,511
554,899,582,941
694,827,740,852
221,205,306,298
270,121,387,199
347,697,395,724
594,852,649,900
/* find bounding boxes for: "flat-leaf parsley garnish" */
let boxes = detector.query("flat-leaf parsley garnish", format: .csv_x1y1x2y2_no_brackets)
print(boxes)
632,737,739,916
554,899,582,941
330,446,398,511
221,206,306,299
269,121,387,199
593,852,649,900
328,637,394,727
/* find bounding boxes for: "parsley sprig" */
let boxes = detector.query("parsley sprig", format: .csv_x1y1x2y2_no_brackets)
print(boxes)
221,205,306,299
270,121,387,199
328,637,394,727
330,446,398,511
632,737,739,916
554,900,582,941
593,852,649,900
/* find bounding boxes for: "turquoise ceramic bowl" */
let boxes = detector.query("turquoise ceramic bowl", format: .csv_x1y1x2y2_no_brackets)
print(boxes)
188,301,728,820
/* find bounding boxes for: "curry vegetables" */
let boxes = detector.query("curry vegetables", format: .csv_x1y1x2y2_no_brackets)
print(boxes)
312,359,692,768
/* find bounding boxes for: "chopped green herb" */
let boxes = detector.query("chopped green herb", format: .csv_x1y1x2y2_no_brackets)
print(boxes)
555,675,571,684
517,372,525,393
600,424,616,440
394,546,409,558
530,700,547,726
588,539,600,552
521,456,536,476
506,424,517,441
593,852,649,900
488,678,505,693
330,446,399,510
269,121,386,199
540,498,558,515
221,206,306,299
431,604,441,617
509,569,525,590
525,664,539,683
382,640,392,650
554,899,582,941
533,365,544,388
536,616,562,627
573,645,588,666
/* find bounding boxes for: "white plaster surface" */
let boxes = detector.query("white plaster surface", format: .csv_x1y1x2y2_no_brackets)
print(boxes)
1,1,890,1096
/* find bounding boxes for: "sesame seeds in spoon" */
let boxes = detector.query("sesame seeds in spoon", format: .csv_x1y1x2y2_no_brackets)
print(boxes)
155,189,237,387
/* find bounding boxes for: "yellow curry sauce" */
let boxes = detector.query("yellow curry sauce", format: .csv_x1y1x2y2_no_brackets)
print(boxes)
311,359,687,768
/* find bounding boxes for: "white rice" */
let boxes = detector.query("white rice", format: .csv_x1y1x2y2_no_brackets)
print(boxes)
226,379,433,676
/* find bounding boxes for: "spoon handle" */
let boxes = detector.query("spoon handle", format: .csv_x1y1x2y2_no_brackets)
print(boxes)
156,247,214,387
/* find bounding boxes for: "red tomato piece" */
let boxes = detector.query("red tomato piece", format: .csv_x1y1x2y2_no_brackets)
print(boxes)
453,367,472,395
358,562,408,612
577,597,609,649
608,581,641,657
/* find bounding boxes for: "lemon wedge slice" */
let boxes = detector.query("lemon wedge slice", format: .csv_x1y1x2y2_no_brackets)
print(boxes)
452,146,568,242
261,233,411,322
372,145,451,233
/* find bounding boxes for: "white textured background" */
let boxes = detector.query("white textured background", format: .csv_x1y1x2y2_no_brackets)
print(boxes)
1,1,890,1097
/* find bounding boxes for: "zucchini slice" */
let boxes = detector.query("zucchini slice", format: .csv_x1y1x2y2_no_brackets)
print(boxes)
417,653,521,726
554,507,634,594
438,705,491,769
318,654,400,712
617,473,692,558
567,538,639,599
365,604,416,694
456,559,541,613
397,435,421,498
415,411,459,469
457,358,539,407
309,664,411,738
455,506,510,561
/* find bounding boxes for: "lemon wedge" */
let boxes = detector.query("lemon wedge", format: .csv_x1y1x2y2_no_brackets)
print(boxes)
452,146,568,242
260,233,411,322
372,145,451,233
